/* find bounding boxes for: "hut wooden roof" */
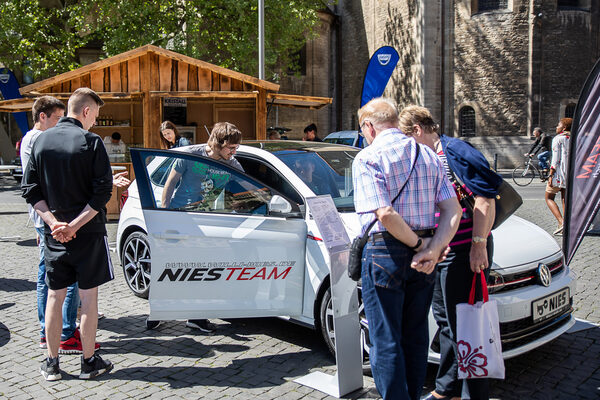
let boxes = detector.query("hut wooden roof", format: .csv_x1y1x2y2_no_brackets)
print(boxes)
18,45,280,95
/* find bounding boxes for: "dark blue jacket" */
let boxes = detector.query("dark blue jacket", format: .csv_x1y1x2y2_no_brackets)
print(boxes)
440,134,502,198
21,117,113,233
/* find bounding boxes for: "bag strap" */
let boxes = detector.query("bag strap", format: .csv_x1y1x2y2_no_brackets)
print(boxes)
446,168,473,203
361,142,421,237
468,271,489,305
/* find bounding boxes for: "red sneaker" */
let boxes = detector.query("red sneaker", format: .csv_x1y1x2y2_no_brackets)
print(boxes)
59,329,101,354
40,337,47,349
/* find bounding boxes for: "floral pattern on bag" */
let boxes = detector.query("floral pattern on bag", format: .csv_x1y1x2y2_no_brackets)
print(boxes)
457,340,489,378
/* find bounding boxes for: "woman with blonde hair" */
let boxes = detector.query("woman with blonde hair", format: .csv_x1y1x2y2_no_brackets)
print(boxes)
399,105,502,400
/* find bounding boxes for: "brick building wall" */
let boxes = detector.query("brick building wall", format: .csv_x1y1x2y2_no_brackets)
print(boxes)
311,0,424,132
453,1,599,139
266,12,335,140
294,0,599,166
535,5,599,133
453,1,530,137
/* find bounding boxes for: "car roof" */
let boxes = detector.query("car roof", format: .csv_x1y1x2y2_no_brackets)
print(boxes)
324,131,359,139
241,140,358,153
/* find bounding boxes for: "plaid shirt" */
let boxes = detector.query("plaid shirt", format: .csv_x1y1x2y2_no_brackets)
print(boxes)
352,128,455,235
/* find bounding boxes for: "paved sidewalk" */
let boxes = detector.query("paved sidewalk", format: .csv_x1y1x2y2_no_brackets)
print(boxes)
1,175,599,399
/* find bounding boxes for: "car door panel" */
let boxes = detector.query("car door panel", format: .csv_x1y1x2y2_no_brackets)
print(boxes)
130,149,306,321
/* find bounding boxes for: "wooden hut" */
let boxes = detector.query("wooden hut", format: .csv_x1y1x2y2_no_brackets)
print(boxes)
0,45,331,218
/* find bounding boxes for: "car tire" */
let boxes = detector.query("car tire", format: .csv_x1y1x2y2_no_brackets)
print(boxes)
319,286,371,372
145,318,162,330
121,231,151,299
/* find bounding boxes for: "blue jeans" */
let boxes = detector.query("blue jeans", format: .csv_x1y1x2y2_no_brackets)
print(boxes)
361,236,436,400
537,151,550,170
36,227,79,340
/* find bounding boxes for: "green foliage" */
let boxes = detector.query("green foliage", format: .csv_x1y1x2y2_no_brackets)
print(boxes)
0,0,326,81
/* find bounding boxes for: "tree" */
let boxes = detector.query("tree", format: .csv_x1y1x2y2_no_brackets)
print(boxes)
0,0,326,82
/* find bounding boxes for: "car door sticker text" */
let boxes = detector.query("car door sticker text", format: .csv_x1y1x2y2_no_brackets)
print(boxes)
158,261,297,282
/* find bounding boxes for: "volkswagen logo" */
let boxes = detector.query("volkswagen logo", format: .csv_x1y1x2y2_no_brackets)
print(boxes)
536,263,551,287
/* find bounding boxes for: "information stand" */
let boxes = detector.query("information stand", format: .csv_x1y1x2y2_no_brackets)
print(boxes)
294,196,363,397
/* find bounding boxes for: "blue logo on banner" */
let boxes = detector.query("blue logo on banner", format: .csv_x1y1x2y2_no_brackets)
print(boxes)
0,68,30,136
360,46,400,107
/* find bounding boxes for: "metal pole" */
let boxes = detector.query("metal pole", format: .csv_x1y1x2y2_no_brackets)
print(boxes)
258,0,265,80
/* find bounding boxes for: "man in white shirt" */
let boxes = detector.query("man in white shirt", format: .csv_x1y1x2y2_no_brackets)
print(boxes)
103,132,127,156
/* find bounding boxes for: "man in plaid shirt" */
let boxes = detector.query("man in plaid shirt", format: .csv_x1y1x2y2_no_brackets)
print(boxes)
352,98,461,400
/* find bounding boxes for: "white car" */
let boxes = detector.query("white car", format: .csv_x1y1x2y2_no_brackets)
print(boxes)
117,141,576,363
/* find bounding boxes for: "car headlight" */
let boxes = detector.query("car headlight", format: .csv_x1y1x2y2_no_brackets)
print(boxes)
487,270,505,294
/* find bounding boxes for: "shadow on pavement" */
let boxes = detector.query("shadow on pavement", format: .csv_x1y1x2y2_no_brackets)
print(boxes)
100,314,331,361
0,322,10,348
0,277,36,292
222,317,329,352
99,336,225,358
0,211,27,215
423,327,600,399
16,238,36,247
112,351,316,389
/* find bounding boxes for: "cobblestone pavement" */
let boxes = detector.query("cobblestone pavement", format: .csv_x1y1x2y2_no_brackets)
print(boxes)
1,173,599,399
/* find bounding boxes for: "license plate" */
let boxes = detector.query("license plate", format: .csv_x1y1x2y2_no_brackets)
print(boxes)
532,287,570,323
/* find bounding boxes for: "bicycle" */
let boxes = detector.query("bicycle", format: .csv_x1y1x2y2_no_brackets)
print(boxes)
512,156,549,186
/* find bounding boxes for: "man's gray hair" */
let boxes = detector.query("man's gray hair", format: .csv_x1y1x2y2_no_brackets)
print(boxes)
357,97,399,129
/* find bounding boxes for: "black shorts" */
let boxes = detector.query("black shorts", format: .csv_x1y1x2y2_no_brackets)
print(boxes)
44,233,114,290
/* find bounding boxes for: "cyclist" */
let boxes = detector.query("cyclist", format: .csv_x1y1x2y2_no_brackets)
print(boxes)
524,127,553,174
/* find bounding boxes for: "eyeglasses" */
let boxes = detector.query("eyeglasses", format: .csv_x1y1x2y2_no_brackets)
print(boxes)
358,120,370,137
224,144,239,151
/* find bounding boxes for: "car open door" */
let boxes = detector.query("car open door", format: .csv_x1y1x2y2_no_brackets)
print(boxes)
130,148,306,321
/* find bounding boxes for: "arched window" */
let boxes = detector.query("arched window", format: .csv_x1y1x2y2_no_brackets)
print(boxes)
565,103,577,119
558,0,591,11
459,107,476,136
477,0,508,12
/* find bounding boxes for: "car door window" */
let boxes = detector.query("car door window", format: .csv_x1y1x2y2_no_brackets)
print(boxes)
150,157,176,187
147,154,275,215
236,156,304,205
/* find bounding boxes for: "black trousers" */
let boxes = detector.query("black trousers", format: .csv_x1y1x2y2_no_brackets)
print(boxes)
431,238,493,400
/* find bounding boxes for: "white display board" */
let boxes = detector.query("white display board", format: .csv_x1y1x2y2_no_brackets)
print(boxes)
294,196,363,397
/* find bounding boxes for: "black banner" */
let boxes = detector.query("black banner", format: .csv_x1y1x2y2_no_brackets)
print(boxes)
564,57,600,265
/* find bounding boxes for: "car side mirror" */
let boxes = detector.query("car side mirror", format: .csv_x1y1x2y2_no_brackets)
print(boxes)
268,195,302,218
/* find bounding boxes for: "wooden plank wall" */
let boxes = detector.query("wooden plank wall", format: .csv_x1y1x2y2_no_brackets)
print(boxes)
38,56,250,94
35,54,259,147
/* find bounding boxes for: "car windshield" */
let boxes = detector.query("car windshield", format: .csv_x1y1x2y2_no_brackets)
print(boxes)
274,149,358,211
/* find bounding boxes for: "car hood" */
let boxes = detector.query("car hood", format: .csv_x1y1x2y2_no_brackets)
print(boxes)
338,213,560,269
491,215,561,267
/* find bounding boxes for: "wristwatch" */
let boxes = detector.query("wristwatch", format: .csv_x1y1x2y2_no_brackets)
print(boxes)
410,237,422,250
472,235,487,244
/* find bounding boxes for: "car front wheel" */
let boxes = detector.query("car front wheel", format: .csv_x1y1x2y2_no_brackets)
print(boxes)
319,286,370,370
121,231,151,299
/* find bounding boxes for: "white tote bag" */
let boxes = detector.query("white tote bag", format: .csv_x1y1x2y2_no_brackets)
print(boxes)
456,271,505,380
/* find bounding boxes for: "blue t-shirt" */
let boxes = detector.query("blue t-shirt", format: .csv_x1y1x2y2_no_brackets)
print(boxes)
169,145,243,209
